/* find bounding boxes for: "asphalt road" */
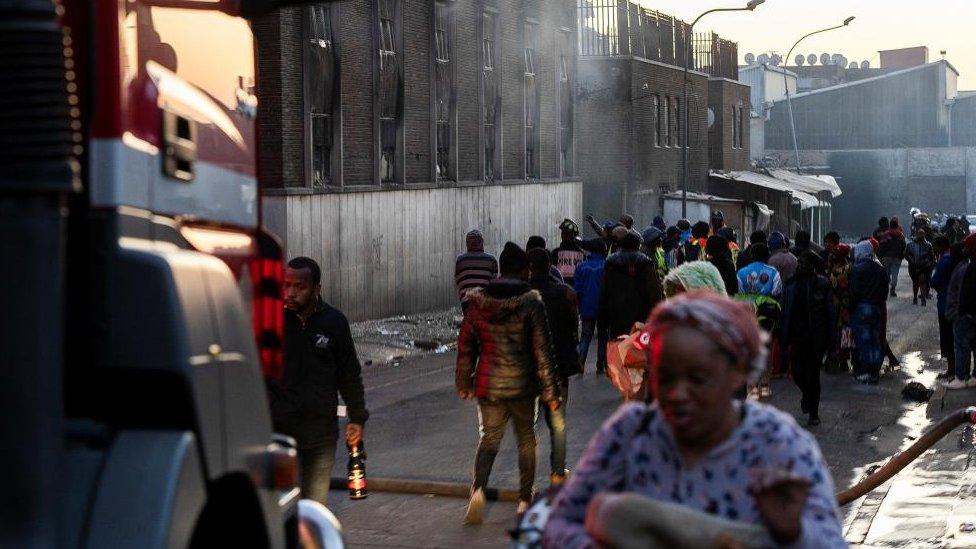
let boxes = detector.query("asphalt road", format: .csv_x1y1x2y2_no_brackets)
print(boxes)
326,266,973,548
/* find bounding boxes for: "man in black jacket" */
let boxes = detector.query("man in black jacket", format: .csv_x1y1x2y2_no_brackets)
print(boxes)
528,247,579,487
780,252,835,426
599,232,665,338
271,257,369,504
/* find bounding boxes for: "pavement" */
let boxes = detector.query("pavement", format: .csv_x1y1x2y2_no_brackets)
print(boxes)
326,265,976,548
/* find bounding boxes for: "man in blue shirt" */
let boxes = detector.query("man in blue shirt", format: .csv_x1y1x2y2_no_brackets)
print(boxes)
574,239,608,374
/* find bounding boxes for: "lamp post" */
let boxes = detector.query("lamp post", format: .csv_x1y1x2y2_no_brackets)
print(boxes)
783,16,855,174
682,0,764,218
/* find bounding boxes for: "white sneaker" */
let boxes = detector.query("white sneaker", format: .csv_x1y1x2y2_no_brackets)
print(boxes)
464,488,486,524
943,378,968,390
516,499,530,515
966,378,976,388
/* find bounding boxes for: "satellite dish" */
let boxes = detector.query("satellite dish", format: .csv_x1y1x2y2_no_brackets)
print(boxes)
819,53,830,65
849,62,858,69
770,54,782,66
744,52,755,64
795,54,805,66
807,53,817,66
861,60,870,69
757,53,770,64
830,54,843,66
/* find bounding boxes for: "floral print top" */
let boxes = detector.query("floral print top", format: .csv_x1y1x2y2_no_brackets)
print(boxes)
543,401,846,548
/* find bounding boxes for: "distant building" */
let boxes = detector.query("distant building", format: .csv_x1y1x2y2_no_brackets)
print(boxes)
765,60,958,150
575,0,749,225
738,63,797,161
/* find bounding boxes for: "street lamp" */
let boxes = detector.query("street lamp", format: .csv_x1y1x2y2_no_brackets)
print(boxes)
681,0,764,218
782,16,855,174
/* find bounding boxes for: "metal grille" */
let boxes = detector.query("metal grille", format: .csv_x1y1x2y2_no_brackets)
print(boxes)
577,0,737,79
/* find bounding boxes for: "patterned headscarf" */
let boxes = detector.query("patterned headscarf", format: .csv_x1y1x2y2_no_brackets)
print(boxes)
643,291,768,383
662,261,726,297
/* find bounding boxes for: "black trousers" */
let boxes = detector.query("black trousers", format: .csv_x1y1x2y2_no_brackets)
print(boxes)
791,343,826,418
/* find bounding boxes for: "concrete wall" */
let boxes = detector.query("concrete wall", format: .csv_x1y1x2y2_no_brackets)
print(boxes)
264,181,583,321
766,147,976,236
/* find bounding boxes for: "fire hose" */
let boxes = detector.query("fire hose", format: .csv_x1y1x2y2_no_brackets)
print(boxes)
835,405,976,506
328,407,976,508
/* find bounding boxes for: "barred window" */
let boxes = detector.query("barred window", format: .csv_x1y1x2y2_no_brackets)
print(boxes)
524,23,539,179
377,0,401,183
483,12,499,182
434,3,454,180
306,5,338,187
653,95,660,147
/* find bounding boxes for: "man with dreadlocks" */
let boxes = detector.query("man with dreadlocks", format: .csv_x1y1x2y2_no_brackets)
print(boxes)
544,292,845,548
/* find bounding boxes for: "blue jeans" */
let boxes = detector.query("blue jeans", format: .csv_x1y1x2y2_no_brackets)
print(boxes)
953,315,976,381
883,257,902,292
579,319,608,371
299,439,338,505
851,302,882,378
542,379,568,476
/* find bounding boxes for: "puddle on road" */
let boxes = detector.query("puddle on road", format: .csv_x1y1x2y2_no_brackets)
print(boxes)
848,351,957,545
896,351,939,451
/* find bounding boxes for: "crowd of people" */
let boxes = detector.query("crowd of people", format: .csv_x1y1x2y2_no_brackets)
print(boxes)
452,208,976,546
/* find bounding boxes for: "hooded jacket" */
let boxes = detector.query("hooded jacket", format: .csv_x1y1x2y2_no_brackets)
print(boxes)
456,278,560,402
849,243,889,307
599,248,665,338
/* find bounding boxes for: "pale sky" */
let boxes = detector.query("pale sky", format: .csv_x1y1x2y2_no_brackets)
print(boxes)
650,0,976,88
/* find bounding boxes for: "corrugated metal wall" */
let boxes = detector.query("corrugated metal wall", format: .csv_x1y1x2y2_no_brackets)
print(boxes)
264,181,583,320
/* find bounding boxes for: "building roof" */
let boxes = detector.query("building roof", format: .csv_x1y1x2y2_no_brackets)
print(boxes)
767,170,842,198
772,60,959,102
710,170,822,209
739,63,798,79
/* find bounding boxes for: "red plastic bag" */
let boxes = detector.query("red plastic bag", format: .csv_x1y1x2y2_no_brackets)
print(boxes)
606,322,649,401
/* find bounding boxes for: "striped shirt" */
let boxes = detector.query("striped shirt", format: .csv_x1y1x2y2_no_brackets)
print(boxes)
455,251,499,301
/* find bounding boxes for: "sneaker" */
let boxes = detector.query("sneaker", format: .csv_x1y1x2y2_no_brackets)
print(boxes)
922,297,927,307
808,415,821,426
516,499,530,515
464,488,486,525
913,297,918,305
943,378,969,390
855,373,879,384
967,378,976,388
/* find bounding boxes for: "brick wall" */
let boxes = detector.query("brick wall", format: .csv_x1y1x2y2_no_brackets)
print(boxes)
708,78,751,172
576,57,710,226
255,0,576,188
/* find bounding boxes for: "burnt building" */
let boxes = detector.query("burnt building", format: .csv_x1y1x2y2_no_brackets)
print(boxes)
575,0,749,225
254,0,582,320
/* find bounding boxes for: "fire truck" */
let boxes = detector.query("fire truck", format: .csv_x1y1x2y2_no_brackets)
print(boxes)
1,0,340,546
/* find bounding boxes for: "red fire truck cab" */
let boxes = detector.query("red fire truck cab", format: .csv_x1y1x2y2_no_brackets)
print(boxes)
1,0,337,547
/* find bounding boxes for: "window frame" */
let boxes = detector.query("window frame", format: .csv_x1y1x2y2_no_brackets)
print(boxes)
431,1,457,182
374,0,403,185
523,21,540,179
302,3,342,189
481,10,501,183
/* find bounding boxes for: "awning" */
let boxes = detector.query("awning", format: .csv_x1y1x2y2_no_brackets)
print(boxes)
710,171,821,210
767,169,842,198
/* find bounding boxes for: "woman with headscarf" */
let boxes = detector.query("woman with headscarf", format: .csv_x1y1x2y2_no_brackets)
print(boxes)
826,243,853,372
544,292,846,548
848,241,890,384
706,235,738,296
662,261,727,297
